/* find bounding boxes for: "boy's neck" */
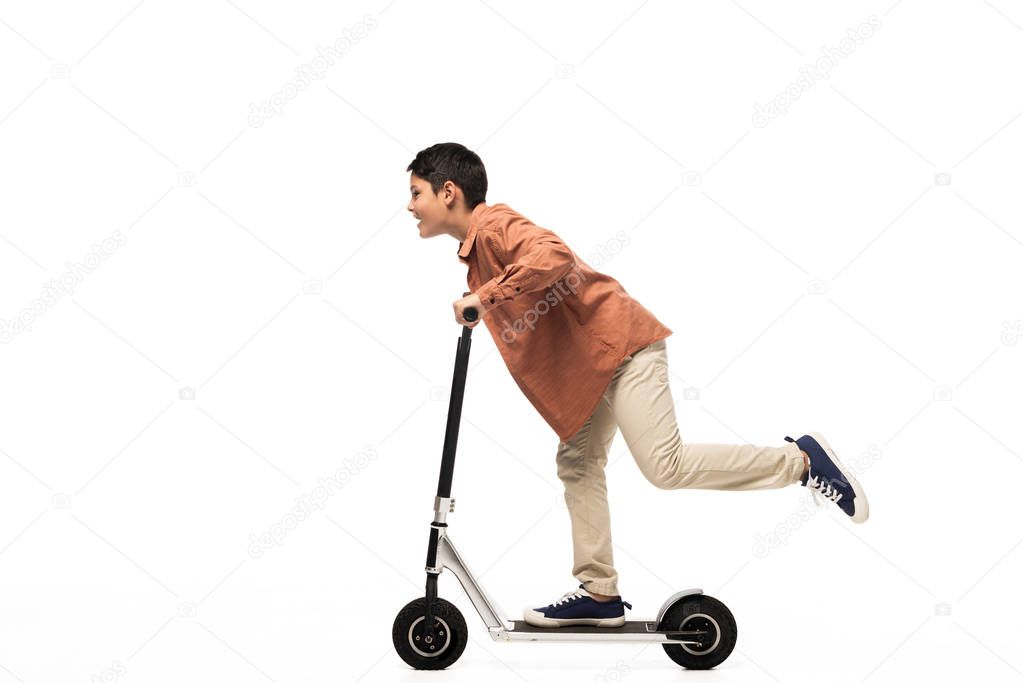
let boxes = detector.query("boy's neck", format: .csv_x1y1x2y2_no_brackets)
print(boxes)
447,202,482,242
449,215,469,243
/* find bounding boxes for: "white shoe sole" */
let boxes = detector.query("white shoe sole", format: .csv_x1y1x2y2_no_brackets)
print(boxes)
523,609,626,628
808,431,869,523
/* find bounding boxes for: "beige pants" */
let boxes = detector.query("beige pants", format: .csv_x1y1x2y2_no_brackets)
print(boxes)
556,339,805,597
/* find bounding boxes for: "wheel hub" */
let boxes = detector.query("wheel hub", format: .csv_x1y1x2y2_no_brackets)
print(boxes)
678,613,721,655
407,615,452,657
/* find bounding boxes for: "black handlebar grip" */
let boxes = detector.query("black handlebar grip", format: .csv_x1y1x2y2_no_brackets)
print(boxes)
464,306,478,322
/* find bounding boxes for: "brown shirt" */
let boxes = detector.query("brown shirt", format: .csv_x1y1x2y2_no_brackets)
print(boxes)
459,202,673,442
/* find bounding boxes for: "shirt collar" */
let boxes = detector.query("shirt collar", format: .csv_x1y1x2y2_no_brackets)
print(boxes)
457,202,490,261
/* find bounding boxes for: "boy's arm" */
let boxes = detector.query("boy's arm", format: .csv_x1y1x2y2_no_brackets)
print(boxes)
474,215,576,313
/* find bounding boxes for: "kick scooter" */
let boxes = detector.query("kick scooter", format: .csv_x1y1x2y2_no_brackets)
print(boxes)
391,307,738,670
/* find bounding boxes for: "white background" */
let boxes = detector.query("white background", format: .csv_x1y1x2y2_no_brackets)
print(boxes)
1,1,1022,681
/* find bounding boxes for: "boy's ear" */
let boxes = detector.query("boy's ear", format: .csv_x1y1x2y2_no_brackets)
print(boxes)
441,180,460,208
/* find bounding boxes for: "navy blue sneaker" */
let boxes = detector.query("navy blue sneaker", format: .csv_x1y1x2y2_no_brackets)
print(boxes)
786,432,869,523
524,585,633,628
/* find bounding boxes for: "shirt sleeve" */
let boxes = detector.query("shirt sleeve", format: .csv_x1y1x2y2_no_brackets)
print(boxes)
474,215,576,313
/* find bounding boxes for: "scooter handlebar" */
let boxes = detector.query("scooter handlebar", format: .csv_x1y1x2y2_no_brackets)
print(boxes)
463,306,478,322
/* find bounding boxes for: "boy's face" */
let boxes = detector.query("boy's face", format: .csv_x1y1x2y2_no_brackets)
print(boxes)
407,173,451,239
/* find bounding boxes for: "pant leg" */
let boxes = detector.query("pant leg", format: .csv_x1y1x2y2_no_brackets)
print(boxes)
555,379,621,597
607,339,805,490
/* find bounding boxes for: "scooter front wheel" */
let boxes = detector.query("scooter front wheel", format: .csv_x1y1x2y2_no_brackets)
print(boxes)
392,597,468,670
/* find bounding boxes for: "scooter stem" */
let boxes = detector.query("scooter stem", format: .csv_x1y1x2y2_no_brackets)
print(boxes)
436,306,476,499
423,306,478,640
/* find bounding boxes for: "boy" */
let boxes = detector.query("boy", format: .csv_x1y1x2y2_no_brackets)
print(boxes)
406,142,869,629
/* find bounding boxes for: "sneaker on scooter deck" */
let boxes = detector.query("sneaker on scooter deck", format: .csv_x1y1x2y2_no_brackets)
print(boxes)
524,585,633,628
786,431,869,523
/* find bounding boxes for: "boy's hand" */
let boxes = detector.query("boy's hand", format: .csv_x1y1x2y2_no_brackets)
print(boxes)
453,292,483,328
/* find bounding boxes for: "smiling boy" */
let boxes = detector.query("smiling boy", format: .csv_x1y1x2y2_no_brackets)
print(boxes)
406,142,869,629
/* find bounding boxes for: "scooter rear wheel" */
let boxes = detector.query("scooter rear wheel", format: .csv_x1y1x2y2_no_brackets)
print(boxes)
658,594,737,669
392,597,468,670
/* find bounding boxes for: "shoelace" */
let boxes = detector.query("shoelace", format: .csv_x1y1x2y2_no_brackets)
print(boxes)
552,589,587,606
806,473,843,508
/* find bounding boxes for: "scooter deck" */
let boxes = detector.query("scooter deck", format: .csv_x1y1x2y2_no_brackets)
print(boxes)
508,619,660,634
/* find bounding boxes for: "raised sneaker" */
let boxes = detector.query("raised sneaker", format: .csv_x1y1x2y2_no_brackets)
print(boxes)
786,432,869,523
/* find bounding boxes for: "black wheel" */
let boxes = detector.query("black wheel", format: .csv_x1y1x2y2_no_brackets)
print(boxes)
392,597,468,670
658,594,737,670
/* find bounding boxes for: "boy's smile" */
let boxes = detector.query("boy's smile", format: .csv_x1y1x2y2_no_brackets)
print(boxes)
407,174,441,237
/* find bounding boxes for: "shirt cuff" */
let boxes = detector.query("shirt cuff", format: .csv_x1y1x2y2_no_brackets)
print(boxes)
475,279,507,312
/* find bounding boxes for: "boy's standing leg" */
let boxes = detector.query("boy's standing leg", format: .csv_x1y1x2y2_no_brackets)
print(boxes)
555,386,621,598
